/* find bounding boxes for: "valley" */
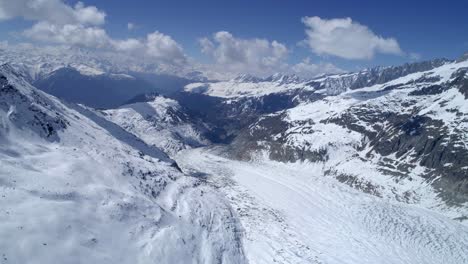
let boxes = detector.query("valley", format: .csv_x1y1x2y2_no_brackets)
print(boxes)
1,1,468,263
176,147,468,264
1,48,468,263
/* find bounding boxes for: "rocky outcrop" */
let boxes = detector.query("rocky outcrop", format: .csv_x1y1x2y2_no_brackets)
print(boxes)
0,65,68,141
350,59,449,89
206,57,468,209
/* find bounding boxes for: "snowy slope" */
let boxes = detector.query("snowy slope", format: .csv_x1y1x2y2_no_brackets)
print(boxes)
102,95,208,156
185,74,308,99
0,45,203,82
0,45,200,108
0,64,245,264
176,147,468,264
229,58,468,222
2,44,468,264
183,59,449,99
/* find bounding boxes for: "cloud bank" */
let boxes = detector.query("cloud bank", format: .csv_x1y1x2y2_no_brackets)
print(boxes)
1,0,187,65
302,16,403,60
0,0,105,25
0,2,408,79
199,31,289,78
198,31,344,79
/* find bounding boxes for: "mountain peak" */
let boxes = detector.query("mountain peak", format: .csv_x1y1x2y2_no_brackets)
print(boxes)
232,74,263,83
265,73,301,84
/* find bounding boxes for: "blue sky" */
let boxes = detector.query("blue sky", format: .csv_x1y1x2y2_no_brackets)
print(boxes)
0,0,467,78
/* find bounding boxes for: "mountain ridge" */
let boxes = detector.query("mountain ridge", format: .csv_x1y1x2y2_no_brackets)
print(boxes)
0,63,247,264
2,51,468,263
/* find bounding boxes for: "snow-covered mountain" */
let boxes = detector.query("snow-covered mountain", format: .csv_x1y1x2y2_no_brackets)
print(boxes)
0,64,245,263
184,59,450,98
2,47,468,263
0,45,199,108
176,147,468,264
102,94,209,156
224,56,468,220
185,73,307,98
0,45,203,81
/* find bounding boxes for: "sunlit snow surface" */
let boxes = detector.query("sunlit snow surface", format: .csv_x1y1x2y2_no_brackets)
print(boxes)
102,96,207,156
185,80,307,99
176,147,468,264
3,56,468,264
234,59,468,221
0,66,245,264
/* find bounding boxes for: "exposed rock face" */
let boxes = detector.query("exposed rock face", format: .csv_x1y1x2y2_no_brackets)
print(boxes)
451,68,468,99
0,63,247,264
305,59,450,95
350,59,449,89
330,109,468,205
103,95,210,156
0,65,69,141
228,113,329,163
173,90,306,143
177,58,468,216
184,59,452,100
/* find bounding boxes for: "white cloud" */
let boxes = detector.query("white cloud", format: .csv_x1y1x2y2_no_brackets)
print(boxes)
113,38,143,52
24,21,110,48
198,31,344,80
145,31,186,64
302,16,403,60
24,22,187,64
0,0,187,66
73,2,105,25
0,0,105,25
1,0,109,49
291,58,344,78
113,32,187,64
199,31,289,77
0,2,354,80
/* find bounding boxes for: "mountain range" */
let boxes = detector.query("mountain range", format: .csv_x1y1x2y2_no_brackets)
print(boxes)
1,48,468,263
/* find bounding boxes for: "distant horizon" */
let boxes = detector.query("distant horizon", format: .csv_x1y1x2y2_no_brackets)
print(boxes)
0,42,465,83
0,0,467,79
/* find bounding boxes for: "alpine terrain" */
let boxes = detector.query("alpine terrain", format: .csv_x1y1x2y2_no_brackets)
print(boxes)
1,43,468,263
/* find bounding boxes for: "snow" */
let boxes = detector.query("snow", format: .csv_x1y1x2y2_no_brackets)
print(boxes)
0,45,201,81
176,147,468,264
0,66,246,264
417,87,468,136
72,64,106,76
183,71,365,99
283,122,362,153
245,58,468,221
103,96,208,156
2,47,468,263
184,79,307,99
187,58,466,101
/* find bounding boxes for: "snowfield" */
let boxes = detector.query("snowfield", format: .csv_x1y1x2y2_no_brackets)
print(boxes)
231,58,468,223
185,80,307,99
102,96,208,156
2,52,468,264
176,147,468,264
0,65,245,264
